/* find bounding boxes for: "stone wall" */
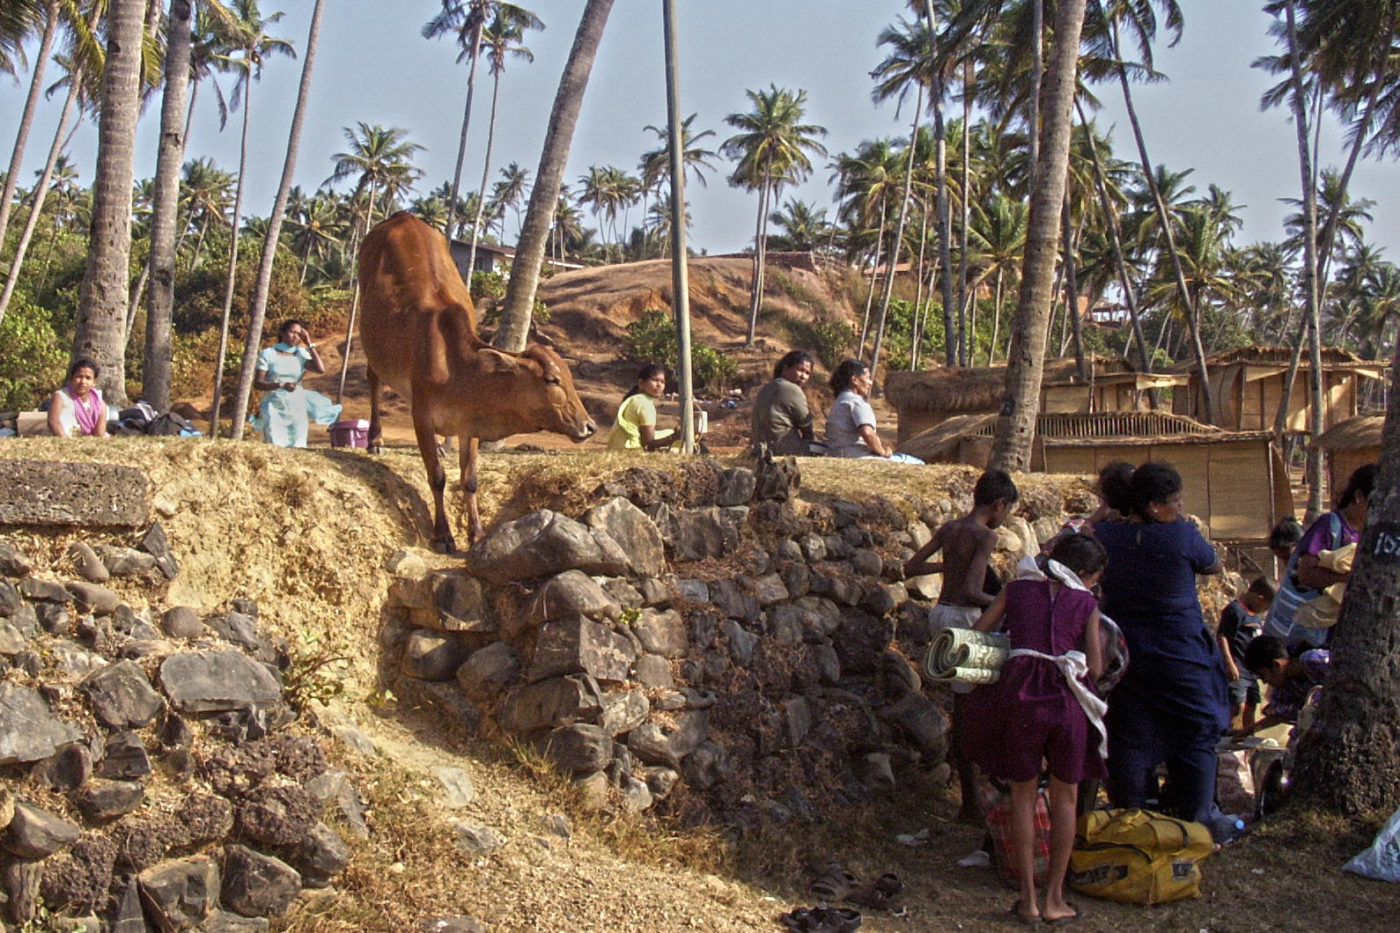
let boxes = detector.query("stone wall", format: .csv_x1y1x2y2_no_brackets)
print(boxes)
0,534,362,931
385,458,1087,826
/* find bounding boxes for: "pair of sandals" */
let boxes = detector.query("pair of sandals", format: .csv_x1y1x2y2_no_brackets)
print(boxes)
778,906,861,933
808,863,904,911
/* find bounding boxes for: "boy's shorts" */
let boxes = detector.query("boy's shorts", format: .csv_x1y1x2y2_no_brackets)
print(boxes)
1228,677,1260,708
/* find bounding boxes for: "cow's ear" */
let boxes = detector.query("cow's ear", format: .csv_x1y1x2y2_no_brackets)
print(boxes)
478,348,520,374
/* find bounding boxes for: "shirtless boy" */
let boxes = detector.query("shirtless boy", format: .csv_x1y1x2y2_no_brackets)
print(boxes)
905,468,1019,822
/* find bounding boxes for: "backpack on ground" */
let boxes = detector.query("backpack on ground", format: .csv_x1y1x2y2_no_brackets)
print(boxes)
146,411,199,437
1068,808,1214,904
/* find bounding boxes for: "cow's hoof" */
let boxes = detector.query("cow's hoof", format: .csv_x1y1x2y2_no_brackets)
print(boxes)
368,442,384,455
433,536,457,555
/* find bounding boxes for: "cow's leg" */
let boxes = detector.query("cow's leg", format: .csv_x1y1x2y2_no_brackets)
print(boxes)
413,409,455,554
367,364,384,454
460,435,484,544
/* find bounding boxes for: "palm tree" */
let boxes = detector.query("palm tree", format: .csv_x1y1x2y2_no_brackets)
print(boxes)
768,199,830,252
639,112,717,251
73,0,146,406
287,190,344,283
0,0,60,268
229,0,328,440
496,0,614,352
968,193,1028,364
465,3,543,275
208,0,294,432
576,165,639,261
989,0,1090,471
424,0,489,239
722,84,828,345
177,157,235,272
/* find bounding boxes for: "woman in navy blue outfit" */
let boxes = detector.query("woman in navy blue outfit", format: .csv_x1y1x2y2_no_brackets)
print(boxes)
1094,462,1226,823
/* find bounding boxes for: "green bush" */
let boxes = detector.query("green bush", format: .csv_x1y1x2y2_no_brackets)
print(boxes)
470,270,549,330
0,296,66,411
781,314,854,372
623,308,737,394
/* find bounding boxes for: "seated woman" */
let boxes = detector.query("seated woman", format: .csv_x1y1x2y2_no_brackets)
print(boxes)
250,319,341,448
607,364,678,451
751,349,821,456
48,358,108,438
823,358,922,462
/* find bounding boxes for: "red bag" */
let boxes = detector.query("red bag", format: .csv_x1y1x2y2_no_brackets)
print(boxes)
981,782,1051,887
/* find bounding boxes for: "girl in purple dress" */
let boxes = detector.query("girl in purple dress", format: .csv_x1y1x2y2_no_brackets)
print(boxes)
968,534,1108,924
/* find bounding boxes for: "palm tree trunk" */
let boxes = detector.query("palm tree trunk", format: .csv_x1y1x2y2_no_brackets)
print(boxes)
0,72,79,328
142,0,194,411
869,85,923,388
1063,191,1086,378
496,0,614,352
467,66,505,282
921,0,957,367
908,207,930,369
989,268,1005,365
210,73,254,434
1109,18,1212,421
745,174,771,345
230,0,327,439
74,0,146,407
1029,0,1043,172
0,0,60,259
989,0,1087,472
858,205,886,352
1283,1,1326,517
1076,100,1152,383
446,22,485,239
957,59,973,365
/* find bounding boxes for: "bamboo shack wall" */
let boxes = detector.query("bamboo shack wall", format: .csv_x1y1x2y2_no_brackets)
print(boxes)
1172,347,1384,435
1041,433,1292,542
1312,415,1383,496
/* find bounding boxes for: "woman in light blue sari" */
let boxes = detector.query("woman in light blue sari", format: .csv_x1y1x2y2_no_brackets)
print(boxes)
251,319,341,447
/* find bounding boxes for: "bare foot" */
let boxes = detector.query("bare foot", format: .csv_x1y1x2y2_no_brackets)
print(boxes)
1042,900,1079,923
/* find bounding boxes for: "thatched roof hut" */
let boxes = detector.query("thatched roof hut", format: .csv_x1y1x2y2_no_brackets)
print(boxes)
885,356,1183,443
1311,415,1383,495
898,411,1292,542
1171,346,1386,435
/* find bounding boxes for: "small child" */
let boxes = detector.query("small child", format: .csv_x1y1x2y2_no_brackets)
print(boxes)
966,534,1108,924
1237,634,1330,736
905,468,1019,824
1268,517,1303,565
1217,577,1276,731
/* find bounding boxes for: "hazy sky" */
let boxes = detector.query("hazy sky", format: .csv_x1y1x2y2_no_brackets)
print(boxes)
2,0,1394,258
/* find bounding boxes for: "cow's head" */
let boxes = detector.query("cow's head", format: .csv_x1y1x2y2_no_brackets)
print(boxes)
478,345,597,441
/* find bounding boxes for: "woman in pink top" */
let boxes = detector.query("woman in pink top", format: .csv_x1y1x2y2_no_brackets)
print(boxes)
48,359,108,437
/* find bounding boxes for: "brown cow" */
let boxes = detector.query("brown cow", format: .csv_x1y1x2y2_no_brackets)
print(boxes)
358,212,596,552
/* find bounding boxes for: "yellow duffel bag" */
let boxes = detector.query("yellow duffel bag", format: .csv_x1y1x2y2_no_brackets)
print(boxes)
1068,808,1215,905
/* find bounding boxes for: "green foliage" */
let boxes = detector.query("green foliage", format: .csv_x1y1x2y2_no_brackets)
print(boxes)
0,296,66,411
623,308,737,394
780,314,854,372
281,628,348,712
471,270,549,330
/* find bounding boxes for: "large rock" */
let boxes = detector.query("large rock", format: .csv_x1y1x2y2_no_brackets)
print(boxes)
80,660,164,729
65,580,119,615
401,629,473,682
139,856,221,930
92,545,158,577
465,510,628,583
139,522,180,579
627,710,710,769
75,780,146,821
0,539,35,577
497,675,603,733
455,642,521,705
0,460,149,527
521,570,622,630
526,616,635,684
0,684,82,765
220,845,300,919
540,724,613,773
3,801,80,858
670,507,741,561
629,608,687,659
832,610,895,674
289,821,350,887
430,572,494,633
157,650,283,715
583,497,666,577
599,690,650,737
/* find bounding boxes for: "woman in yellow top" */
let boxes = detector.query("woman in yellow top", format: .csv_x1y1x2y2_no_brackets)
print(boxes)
607,364,677,451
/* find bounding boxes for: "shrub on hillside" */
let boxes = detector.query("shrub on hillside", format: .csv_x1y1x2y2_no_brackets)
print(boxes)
0,295,66,410
623,309,737,394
